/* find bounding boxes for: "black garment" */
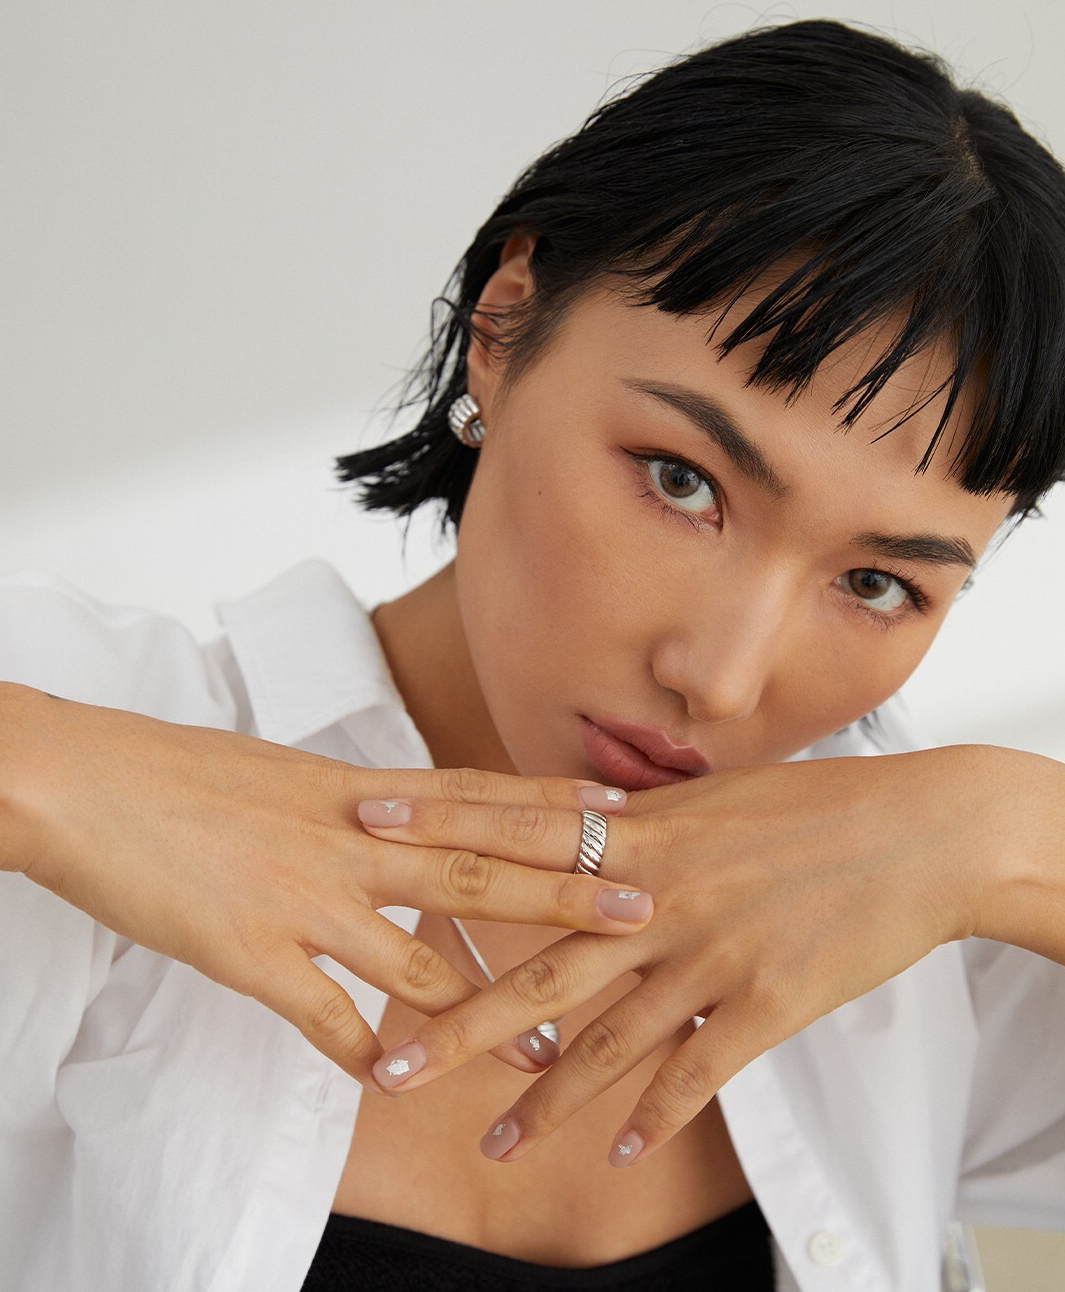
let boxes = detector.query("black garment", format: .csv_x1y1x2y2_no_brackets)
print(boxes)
300,1199,774,1291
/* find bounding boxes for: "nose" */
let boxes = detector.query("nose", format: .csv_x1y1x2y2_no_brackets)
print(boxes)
650,565,792,725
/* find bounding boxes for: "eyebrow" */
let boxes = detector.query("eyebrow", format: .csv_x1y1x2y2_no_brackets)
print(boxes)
621,377,978,572
852,531,977,571
623,377,789,499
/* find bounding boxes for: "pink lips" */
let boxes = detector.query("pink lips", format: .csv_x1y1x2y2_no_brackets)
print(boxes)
579,715,712,792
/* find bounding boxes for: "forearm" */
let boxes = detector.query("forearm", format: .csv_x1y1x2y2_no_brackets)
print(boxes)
970,744,1065,963
0,682,55,876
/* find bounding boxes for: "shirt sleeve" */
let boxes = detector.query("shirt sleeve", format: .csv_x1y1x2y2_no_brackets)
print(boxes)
0,572,243,1279
955,937,1065,1228
0,570,238,722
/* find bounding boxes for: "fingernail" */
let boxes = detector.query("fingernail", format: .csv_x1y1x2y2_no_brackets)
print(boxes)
480,1115,521,1160
516,1028,560,1066
609,1129,644,1168
597,888,653,923
578,785,628,813
373,1040,426,1090
358,799,412,827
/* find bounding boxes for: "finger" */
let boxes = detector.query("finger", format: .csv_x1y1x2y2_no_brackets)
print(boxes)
605,996,777,1168
475,975,685,1162
253,943,384,1082
359,836,652,933
621,777,719,815
356,797,633,875
354,766,629,815
313,908,558,1075
369,931,634,1093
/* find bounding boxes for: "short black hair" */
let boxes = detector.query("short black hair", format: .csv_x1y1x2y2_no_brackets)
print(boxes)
337,19,1065,525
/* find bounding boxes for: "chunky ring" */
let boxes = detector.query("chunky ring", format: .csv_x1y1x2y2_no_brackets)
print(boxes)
574,809,609,876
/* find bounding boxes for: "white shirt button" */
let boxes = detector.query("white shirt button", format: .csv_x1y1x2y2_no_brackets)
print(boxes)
807,1230,848,1267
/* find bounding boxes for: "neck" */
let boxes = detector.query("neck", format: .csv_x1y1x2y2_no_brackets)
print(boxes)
372,563,558,973
371,561,515,775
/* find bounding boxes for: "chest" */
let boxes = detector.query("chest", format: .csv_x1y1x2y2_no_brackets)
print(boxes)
330,936,754,1266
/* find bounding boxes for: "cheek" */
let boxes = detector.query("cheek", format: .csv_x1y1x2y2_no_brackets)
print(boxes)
796,612,940,733
454,441,654,717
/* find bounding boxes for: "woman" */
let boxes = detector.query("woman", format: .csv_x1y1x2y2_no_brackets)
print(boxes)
2,18,1064,1292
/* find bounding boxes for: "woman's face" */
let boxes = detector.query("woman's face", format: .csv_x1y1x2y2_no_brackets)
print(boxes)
456,253,1013,789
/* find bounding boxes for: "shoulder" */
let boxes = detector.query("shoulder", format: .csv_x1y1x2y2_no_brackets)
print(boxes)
0,570,237,726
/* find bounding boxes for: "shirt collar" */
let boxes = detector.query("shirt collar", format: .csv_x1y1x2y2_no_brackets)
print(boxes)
214,559,427,754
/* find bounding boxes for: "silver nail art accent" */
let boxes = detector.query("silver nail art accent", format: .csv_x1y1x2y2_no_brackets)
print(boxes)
617,890,642,900
382,800,400,810
605,789,622,802
386,1058,411,1076
528,1034,541,1050
617,1142,633,1155
492,1122,506,1137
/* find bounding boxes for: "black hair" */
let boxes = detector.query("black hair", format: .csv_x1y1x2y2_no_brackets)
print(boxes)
337,19,1065,525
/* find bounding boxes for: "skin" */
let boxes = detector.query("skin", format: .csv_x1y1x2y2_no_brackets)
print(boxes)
373,233,1007,967
3,235,1062,1262
364,236,1065,1172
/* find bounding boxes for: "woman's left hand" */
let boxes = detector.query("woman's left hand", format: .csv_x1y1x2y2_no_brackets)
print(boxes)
357,744,1057,1166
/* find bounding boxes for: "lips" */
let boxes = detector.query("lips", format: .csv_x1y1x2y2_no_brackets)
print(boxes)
579,715,712,792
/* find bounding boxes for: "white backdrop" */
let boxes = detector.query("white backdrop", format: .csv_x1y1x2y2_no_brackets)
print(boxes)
3,0,1063,761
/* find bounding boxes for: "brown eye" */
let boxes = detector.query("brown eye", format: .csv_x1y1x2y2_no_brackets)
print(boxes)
647,458,717,513
844,569,908,612
660,462,701,498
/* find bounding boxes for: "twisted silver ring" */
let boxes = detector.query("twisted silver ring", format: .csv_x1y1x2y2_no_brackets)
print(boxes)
574,809,609,876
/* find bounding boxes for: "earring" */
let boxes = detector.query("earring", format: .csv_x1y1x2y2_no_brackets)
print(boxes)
448,393,486,448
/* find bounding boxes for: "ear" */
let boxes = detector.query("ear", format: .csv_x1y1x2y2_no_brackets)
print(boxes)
466,233,537,417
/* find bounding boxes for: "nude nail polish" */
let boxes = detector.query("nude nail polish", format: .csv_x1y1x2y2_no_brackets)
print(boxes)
358,799,412,827
577,785,629,813
609,1129,644,1168
372,1040,426,1090
597,889,653,922
480,1116,521,1160
516,1028,560,1066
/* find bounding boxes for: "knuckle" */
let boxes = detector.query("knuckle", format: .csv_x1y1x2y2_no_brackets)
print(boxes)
426,1008,476,1061
422,798,457,836
746,973,794,1030
400,942,449,995
231,917,276,972
553,873,589,918
509,954,571,1011
441,849,493,900
651,1056,715,1121
710,939,744,983
306,985,358,1043
441,767,492,804
499,804,549,849
570,1016,629,1074
533,776,589,809
309,753,354,802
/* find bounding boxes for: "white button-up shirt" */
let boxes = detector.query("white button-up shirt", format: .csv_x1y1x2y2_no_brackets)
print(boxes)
1,560,1063,1292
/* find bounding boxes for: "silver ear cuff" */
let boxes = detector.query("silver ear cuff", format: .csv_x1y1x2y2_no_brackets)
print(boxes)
448,393,487,448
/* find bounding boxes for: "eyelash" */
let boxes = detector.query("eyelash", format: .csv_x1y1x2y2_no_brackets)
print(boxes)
627,450,720,531
848,566,930,630
626,448,932,624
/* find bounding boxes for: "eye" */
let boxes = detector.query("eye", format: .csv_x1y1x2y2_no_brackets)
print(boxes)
841,568,911,614
646,457,718,514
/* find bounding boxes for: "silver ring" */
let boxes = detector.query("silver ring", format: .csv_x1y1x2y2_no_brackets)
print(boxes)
574,809,609,876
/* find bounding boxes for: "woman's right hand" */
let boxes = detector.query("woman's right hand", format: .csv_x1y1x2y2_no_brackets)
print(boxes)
0,683,648,1083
